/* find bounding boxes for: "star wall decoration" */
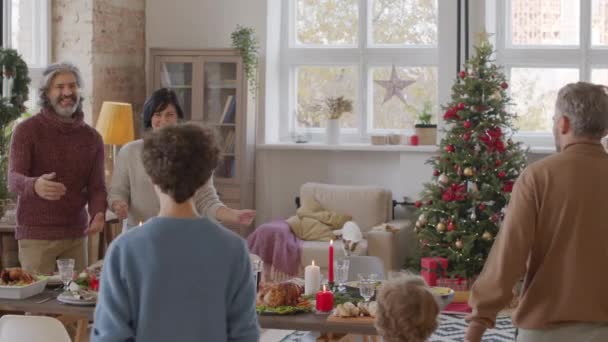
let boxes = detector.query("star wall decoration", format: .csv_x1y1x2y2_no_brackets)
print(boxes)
374,65,416,105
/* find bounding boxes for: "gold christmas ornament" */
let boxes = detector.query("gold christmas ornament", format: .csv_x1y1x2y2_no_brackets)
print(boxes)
482,231,493,241
438,174,449,185
455,240,464,249
415,221,422,228
489,91,502,102
463,167,474,177
436,222,446,232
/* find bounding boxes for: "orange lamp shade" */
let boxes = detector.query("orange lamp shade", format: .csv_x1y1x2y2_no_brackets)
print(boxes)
96,101,135,145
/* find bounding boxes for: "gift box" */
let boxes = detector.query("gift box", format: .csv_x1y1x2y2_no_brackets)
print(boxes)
437,276,470,291
420,257,448,286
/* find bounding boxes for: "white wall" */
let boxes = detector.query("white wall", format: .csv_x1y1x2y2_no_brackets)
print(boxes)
254,148,548,225
146,0,552,227
146,0,267,49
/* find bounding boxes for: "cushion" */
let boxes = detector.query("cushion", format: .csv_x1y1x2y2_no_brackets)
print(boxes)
300,183,391,233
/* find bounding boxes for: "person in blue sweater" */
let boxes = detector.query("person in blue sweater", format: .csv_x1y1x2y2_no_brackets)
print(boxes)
92,123,259,342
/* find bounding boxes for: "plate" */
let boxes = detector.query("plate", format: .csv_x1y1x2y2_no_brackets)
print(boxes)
57,292,97,306
256,305,312,315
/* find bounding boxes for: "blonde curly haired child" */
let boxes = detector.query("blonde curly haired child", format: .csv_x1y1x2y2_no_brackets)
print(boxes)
375,274,440,342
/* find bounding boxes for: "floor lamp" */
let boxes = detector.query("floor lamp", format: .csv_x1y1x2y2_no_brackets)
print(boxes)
95,101,135,167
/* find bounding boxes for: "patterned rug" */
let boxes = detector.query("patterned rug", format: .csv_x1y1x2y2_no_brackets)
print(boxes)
429,314,515,342
279,314,516,341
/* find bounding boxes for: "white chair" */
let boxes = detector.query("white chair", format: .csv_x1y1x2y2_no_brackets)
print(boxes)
346,255,385,281
0,315,71,342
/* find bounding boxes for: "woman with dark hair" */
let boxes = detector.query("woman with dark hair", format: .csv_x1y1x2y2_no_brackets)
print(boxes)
108,88,255,230
93,124,259,341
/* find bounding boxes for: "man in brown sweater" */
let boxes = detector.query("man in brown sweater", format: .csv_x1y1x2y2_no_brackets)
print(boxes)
465,82,608,341
8,62,107,274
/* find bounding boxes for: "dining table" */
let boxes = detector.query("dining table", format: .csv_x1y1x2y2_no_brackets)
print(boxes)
0,289,378,341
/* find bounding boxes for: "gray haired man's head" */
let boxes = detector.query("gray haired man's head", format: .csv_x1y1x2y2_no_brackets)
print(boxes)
554,82,608,151
38,62,84,117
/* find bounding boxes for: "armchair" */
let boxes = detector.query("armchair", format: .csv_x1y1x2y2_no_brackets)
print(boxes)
298,183,416,275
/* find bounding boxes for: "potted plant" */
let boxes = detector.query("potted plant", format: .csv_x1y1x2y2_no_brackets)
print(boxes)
324,96,353,145
414,101,437,145
231,25,259,96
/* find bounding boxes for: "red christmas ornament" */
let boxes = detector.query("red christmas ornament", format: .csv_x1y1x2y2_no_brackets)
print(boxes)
495,160,502,167
478,203,486,211
503,181,514,193
415,200,422,208
463,132,471,141
498,171,506,178
445,145,455,153
433,169,440,177
501,82,509,89
463,120,472,129
457,102,465,110
491,213,500,223
459,71,467,78
447,221,456,231
427,200,433,205
443,108,460,121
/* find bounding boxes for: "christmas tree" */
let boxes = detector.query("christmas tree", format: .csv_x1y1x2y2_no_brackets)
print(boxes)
414,36,527,279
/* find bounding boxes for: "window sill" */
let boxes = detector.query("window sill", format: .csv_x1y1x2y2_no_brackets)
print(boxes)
257,143,556,155
256,143,439,152
526,146,555,154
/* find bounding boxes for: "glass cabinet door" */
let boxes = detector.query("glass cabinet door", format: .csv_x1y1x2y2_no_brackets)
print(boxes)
203,60,240,181
156,58,195,121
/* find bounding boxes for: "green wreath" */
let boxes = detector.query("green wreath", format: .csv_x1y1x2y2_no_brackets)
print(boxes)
0,48,30,128
0,49,30,203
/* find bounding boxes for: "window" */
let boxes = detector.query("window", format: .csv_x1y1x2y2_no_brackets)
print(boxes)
592,69,608,85
3,0,50,111
280,0,455,142
490,0,608,145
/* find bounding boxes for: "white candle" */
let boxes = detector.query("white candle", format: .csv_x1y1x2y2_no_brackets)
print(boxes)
304,260,321,296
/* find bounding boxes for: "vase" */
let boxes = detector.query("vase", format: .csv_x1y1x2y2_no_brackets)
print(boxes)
326,119,340,145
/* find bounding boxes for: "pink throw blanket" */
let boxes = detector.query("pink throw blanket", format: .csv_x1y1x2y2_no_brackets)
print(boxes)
247,220,302,278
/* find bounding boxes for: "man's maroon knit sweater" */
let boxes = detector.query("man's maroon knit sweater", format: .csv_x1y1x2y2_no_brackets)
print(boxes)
8,108,107,240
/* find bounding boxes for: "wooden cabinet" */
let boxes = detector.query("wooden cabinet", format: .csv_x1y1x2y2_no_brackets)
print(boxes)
149,49,255,233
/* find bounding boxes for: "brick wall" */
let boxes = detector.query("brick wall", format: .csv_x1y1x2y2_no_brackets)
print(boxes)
52,0,145,130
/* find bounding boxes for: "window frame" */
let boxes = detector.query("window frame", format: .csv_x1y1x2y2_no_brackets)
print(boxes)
3,0,51,111
279,0,457,143
488,0,608,147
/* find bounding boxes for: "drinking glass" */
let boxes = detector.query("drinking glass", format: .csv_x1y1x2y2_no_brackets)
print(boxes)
56,258,75,292
334,259,350,293
251,258,263,292
358,274,376,302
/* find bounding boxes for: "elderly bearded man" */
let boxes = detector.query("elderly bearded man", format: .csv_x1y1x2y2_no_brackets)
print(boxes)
8,62,107,274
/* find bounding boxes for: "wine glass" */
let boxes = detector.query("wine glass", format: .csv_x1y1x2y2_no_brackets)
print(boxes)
358,274,376,302
56,258,75,292
334,259,350,293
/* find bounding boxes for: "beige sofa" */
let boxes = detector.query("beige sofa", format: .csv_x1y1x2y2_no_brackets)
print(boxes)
298,182,416,275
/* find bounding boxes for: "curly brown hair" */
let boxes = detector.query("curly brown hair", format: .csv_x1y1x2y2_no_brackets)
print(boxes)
375,275,439,342
142,123,220,203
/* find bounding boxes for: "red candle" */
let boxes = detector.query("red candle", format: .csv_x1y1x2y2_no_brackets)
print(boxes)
315,285,334,312
328,240,334,283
